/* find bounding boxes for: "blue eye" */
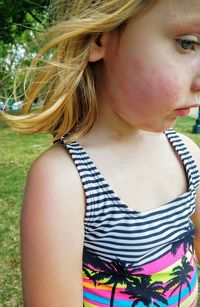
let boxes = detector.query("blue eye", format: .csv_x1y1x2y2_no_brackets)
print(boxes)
177,39,200,51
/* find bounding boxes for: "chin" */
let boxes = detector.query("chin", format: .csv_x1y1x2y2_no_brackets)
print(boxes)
148,119,176,132
142,121,177,133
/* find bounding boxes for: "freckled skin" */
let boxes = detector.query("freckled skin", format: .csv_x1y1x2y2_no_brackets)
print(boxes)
96,0,200,132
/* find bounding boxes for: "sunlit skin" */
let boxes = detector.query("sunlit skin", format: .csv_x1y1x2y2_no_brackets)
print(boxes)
93,0,200,133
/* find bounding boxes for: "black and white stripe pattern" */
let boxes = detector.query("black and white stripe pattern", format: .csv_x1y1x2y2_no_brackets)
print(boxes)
62,129,200,266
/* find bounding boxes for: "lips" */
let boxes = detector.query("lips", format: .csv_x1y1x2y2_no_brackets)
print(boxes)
187,104,200,108
174,108,190,116
174,104,200,117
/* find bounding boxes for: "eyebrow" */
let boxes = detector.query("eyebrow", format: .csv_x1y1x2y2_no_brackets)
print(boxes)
167,18,200,31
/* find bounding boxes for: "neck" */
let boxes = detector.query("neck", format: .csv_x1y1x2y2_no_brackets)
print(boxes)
86,103,160,146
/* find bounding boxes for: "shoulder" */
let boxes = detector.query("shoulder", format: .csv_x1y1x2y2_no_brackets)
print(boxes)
177,132,200,168
24,142,85,219
28,142,83,196
29,142,77,179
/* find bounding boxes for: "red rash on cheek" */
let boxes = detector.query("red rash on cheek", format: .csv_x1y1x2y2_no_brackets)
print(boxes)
104,52,184,125
124,56,180,109
143,73,180,107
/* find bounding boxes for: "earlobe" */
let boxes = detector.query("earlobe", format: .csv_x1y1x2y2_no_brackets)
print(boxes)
88,34,107,62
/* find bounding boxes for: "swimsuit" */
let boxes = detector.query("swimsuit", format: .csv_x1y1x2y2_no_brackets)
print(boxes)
61,129,200,307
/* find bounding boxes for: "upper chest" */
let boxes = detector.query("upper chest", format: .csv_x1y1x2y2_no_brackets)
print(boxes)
77,135,188,212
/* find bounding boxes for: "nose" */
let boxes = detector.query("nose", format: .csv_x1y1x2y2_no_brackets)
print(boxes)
191,77,200,92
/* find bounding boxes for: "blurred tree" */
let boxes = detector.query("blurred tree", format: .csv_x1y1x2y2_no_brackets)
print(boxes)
0,0,50,44
0,0,50,102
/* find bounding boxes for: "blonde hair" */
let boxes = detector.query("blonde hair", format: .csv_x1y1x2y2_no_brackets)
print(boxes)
1,0,152,143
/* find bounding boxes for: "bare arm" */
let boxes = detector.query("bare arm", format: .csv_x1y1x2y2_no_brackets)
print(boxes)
21,145,85,306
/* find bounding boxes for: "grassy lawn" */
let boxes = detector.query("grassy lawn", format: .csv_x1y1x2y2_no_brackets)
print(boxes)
0,121,51,306
0,116,200,306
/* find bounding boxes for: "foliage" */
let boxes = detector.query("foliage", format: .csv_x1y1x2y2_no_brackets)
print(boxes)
0,0,50,44
0,0,50,102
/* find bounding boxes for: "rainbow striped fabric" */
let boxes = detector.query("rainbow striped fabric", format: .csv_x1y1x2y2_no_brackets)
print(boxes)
83,238,198,306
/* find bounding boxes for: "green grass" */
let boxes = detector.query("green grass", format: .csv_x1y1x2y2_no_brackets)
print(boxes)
0,116,200,306
0,121,51,306
175,116,200,146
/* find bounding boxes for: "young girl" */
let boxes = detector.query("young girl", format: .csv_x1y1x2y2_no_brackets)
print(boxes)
2,0,200,306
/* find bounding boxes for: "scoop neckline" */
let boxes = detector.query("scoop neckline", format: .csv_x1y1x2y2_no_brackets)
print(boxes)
67,129,195,216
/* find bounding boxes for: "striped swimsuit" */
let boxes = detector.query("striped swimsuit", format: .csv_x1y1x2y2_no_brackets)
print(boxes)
61,129,200,307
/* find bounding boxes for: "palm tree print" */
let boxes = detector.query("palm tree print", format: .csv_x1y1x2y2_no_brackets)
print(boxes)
83,249,194,306
95,259,143,307
165,256,193,306
123,274,168,307
83,265,93,280
83,248,143,307
171,230,195,257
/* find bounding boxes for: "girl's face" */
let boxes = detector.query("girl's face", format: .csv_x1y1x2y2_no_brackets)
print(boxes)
97,0,200,132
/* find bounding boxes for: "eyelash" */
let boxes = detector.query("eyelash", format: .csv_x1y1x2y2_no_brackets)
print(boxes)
176,39,200,52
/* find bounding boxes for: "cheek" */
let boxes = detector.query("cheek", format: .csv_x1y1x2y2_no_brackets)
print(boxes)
116,59,182,113
140,74,180,109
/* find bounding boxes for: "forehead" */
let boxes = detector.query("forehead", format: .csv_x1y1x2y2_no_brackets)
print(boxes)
156,0,200,23
137,0,200,33
121,0,200,44
169,0,200,12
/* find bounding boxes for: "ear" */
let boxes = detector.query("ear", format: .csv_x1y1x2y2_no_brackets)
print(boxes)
89,33,109,62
